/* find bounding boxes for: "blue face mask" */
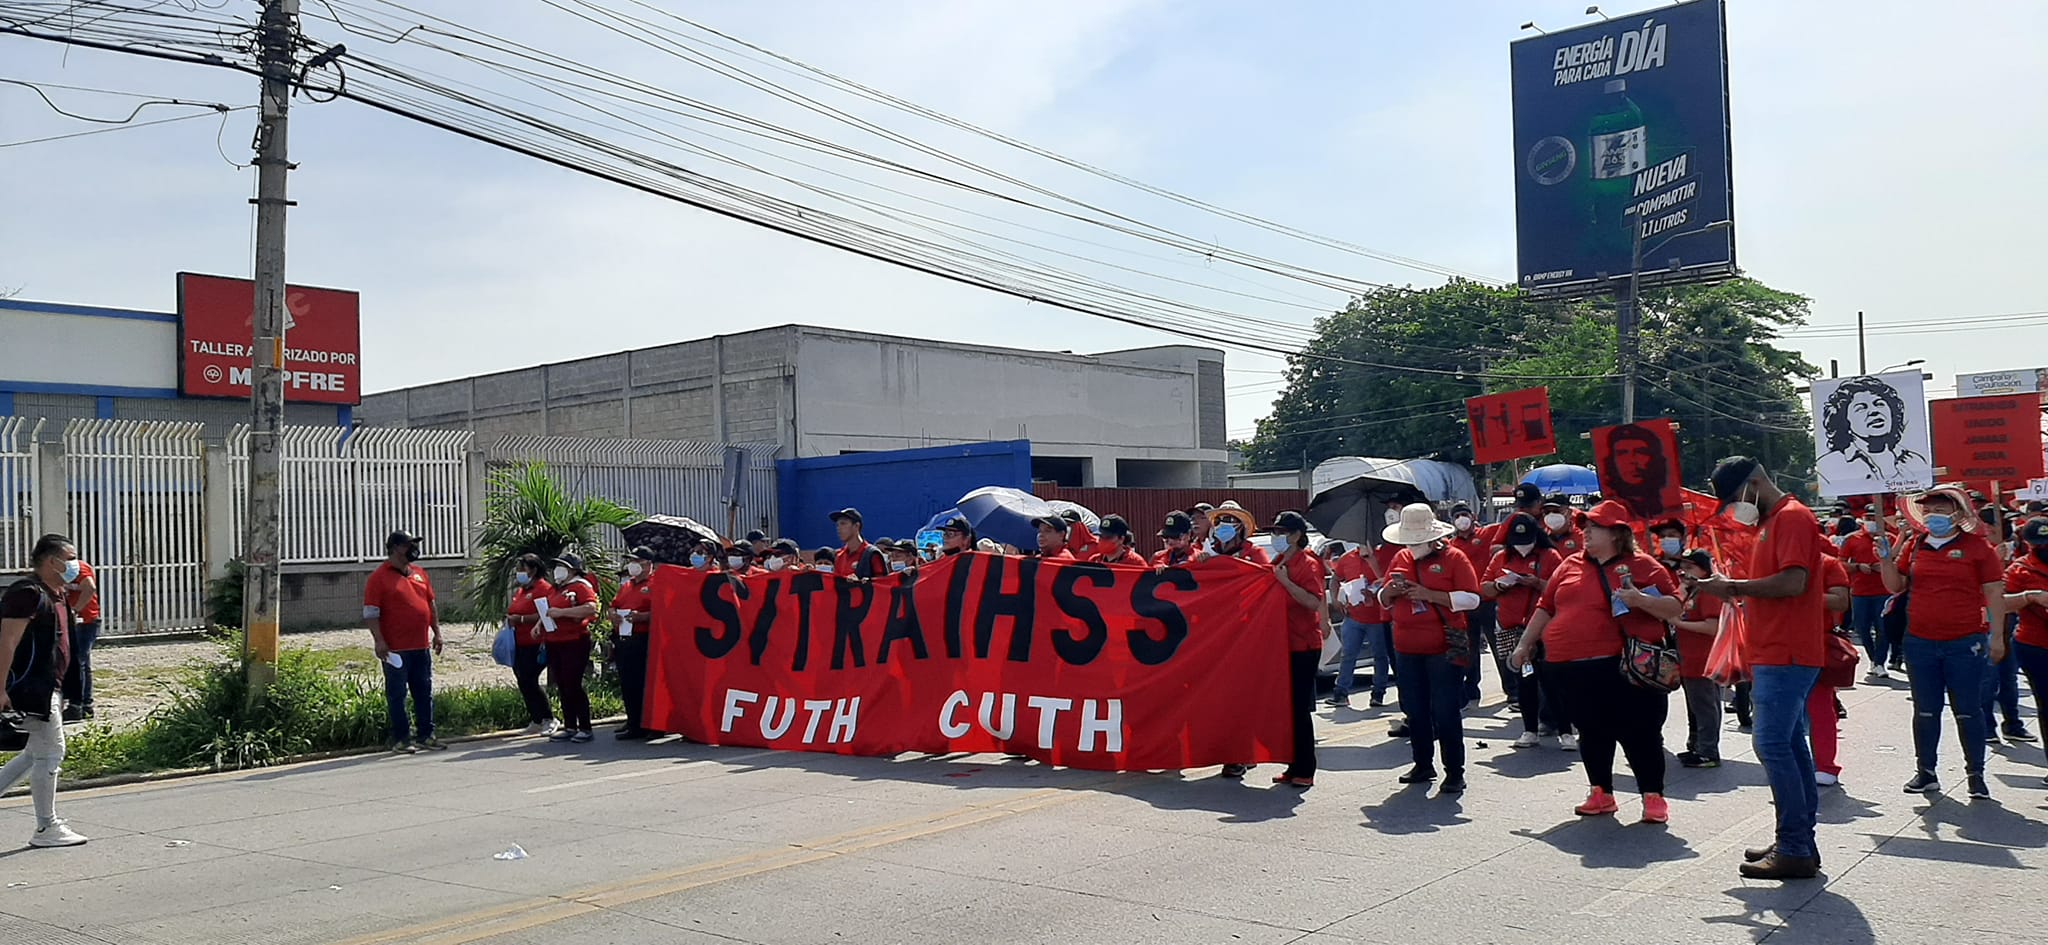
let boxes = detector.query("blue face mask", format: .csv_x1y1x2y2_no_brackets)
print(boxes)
1215,524,1240,543
514,572,531,586
1659,537,1682,557
1923,514,1955,538
690,554,709,568
891,561,909,573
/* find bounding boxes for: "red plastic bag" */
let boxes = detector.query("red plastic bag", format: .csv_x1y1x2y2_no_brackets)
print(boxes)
1705,601,1750,685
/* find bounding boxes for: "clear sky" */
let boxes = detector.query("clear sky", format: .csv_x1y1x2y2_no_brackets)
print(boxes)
3,1,2044,440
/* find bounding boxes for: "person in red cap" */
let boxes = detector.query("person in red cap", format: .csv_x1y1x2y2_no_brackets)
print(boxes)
1879,483,2007,799
1511,500,1682,824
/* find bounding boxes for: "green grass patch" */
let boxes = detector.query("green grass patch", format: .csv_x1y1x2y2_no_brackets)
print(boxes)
11,634,622,782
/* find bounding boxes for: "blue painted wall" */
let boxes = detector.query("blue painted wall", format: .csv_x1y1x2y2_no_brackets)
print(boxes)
777,440,1032,548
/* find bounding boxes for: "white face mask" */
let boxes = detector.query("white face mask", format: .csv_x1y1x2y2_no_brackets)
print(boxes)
1411,542,1440,558
1512,542,1536,557
1862,520,1880,534
626,562,645,578
1453,515,1474,531
764,556,787,572
1544,513,1568,532
1385,509,1402,525
552,566,571,583
1728,500,1761,528
727,556,746,569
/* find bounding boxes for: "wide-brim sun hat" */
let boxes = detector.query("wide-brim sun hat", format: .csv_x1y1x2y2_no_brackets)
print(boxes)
1382,502,1454,546
1903,483,1979,534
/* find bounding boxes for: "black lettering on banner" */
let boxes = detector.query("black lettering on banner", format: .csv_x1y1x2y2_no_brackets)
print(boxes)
832,579,878,670
694,578,743,659
746,578,782,666
1128,569,1195,665
788,571,825,671
943,556,975,659
974,555,1038,662
878,575,929,663
1049,562,1114,665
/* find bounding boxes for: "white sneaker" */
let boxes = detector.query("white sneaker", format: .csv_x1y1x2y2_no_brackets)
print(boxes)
1512,732,1542,749
542,720,561,736
30,820,88,848
1866,666,1889,681
1558,733,1580,752
1816,772,1840,787
520,722,547,736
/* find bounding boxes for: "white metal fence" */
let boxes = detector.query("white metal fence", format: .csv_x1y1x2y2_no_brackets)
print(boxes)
0,417,43,567
492,435,779,541
63,420,208,635
228,425,472,564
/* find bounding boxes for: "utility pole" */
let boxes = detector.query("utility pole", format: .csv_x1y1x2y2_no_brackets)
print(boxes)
244,0,300,701
1856,310,1867,375
1618,216,1644,424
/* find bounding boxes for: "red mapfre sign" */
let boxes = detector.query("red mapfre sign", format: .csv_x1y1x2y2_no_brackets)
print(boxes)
176,272,362,405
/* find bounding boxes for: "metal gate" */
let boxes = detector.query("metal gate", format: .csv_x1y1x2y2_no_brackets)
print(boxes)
0,417,42,564
227,425,472,563
64,420,207,635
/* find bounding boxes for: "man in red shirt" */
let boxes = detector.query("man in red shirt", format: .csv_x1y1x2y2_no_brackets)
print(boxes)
1151,512,1197,568
1448,503,1496,707
60,558,100,722
1329,538,1398,709
1269,511,1330,788
1880,483,2006,799
830,508,889,579
1032,516,1074,559
1838,504,1899,679
611,546,660,742
363,530,444,754
1541,496,1586,557
1695,458,1827,880
2004,519,2048,775
1089,516,1144,566
1208,505,1270,566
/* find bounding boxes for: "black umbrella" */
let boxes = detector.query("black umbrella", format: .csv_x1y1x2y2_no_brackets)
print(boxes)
621,515,725,565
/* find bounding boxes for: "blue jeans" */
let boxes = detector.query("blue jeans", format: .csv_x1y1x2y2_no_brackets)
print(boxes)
1334,618,1369,697
1395,651,1465,774
1903,633,1988,777
383,649,435,743
1981,619,2023,731
1750,664,1819,859
1364,622,1395,700
2015,642,2048,766
1850,595,1889,666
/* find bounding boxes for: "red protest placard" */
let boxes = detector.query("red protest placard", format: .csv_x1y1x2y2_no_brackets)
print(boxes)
1592,419,1684,522
645,553,1292,771
1467,387,1557,464
1930,395,2046,490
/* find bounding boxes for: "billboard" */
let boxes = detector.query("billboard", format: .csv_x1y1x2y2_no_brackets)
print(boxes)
1510,0,1735,295
1956,367,2046,399
1466,387,1556,464
177,272,362,405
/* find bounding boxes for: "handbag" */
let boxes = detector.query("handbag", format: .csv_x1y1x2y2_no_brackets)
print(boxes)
0,711,29,752
1595,560,1680,692
1818,627,1861,689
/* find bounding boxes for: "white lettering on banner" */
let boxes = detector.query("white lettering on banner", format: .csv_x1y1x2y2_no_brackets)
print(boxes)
721,689,760,733
1615,22,1669,76
1633,154,1690,197
1028,696,1073,750
230,366,252,386
938,692,972,738
827,697,860,744
800,699,835,743
760,695,798,738
978,691,1017,739
1078,699,1124,753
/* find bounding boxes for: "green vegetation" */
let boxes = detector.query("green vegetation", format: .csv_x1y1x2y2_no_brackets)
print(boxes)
20,634,622,782
462,461,638,628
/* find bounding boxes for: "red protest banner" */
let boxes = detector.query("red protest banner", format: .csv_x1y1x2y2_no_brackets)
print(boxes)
1467,387,1556,464
644,553,1294,771
1930,395,2046,490
1592,419,1684,522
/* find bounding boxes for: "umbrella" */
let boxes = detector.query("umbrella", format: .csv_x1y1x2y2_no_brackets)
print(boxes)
1306,457,1474,545
923,507,964,532
1042,499,1099,530
1520,464,1600,495
621,515,724,565
956,486,1058,549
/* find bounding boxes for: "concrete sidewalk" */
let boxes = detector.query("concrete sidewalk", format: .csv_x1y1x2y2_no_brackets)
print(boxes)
2,679,2044,944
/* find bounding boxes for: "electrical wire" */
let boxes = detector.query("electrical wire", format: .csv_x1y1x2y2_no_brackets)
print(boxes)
0,104,236,146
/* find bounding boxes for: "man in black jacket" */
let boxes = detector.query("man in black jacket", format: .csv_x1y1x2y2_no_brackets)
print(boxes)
1,533,90,847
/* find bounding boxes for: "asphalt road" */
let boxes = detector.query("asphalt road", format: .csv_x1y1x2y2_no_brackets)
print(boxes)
2,679,2044,945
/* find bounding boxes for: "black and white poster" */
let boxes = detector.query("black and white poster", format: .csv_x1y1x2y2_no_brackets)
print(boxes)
1810,370,1933,497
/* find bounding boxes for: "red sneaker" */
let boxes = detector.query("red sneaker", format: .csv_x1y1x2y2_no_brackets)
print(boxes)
1575,787,1619,816
1641,793,1670,824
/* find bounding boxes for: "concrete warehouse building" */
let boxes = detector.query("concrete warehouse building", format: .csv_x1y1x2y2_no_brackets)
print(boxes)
360,325,1230,488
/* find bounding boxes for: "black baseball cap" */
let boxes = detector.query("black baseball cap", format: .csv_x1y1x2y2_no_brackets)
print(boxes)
1514,482,1543,507
1271,510,1310,534
940,516,974,534
769,539,800,555
1501,514,1549,549
829,508,863,524
1680,549,1715,572
744,529,768,543
550,552,585,573
1097,515,1132,539
626,545,657,561
2021,520,2048,546
1649,517,1685,536
1710,456,1762,512
1033,515,1070,533
1541,494,1569,510
1192,502,1216,514
386,529,422,549
1059,510,1082,524
1159,511,1193,538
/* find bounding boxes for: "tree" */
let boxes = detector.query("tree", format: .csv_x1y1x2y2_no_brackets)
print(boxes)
1246,278,1818,491
460,461,639,626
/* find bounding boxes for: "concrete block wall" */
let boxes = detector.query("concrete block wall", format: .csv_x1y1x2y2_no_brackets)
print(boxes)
280,560,468,631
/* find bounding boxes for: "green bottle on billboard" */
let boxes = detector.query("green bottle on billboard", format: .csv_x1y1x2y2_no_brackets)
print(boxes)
1588,78,1646,259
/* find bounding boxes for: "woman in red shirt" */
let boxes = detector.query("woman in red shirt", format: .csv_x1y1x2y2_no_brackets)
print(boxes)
1673,551,1725,768
612,546,661,742
1808,555,1853,786
1269,511,1329,788
543,553,601,744
2003,519,2048,776
1378,503,1483,794
1511,500,1683,822
1881,484,2007,798
505,554,556,736
1481,514,1563,749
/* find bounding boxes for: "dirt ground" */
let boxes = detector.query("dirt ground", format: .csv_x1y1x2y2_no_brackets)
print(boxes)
89,624,515,729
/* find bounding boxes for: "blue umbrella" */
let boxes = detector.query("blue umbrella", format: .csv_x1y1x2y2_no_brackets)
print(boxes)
955,486,1057,549
923,507,964,532
1520,463,1601,495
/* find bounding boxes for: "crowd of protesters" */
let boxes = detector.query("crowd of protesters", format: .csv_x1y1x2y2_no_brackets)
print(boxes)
9,458,2046,876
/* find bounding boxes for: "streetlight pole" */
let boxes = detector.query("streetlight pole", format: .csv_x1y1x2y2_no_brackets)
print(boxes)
1617,218,1729,424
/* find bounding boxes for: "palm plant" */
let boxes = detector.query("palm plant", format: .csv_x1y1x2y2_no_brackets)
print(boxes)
461,461,639,627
